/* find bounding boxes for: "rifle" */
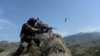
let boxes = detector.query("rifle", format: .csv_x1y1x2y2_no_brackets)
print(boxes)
47,27,57,30
42,25,57,30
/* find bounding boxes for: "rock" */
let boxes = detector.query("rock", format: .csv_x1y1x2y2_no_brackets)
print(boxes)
6,33,71,56
41,33,72,56
0,52,9,56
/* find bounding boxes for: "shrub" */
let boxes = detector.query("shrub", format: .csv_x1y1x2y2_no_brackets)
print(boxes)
0,48,5,53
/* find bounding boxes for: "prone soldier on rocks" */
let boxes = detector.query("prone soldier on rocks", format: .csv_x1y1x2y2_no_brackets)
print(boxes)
36,21,57,34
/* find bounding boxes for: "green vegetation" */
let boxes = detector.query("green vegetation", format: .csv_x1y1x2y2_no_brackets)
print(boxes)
64,32,100,56
0,48,5,53
69,45,100,56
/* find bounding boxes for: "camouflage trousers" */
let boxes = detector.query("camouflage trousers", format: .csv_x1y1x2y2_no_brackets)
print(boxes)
13,40,41,56
29,40,41,56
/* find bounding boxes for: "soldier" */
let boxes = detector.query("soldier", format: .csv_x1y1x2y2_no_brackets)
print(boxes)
35,21,45,34
20,18,40,45
13,18,40,56
35,21,53,34
36,21,57,38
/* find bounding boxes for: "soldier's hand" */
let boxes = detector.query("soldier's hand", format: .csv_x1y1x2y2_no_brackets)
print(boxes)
32,28,39,31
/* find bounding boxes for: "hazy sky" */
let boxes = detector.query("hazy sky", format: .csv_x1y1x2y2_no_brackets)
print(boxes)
0,0,100,42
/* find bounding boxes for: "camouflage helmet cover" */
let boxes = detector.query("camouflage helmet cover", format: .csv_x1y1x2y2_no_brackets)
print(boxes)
37,20,44,26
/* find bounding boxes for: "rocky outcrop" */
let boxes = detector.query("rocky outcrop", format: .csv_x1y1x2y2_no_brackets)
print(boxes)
43,33,71,56
0,33,71,56
0,52,9,56
21,33,71,56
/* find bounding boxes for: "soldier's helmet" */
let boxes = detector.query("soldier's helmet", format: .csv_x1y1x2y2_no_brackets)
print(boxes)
37,20,45,26
27,17,38,26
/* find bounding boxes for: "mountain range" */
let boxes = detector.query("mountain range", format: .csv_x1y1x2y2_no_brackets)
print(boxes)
64,32,100,46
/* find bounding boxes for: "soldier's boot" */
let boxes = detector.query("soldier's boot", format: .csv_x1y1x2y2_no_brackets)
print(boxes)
12,42,28,56
12,44,25,56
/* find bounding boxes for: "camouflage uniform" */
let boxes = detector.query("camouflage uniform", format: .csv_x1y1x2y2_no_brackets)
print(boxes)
35,21,52,34
29,40,41,56
13,18,41,56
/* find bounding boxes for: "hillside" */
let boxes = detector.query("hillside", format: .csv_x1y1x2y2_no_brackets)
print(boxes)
63,32,100,56
64,32,100,45
0,41,19,52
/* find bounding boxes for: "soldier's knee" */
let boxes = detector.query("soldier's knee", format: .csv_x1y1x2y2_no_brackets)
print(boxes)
21,42,29,48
